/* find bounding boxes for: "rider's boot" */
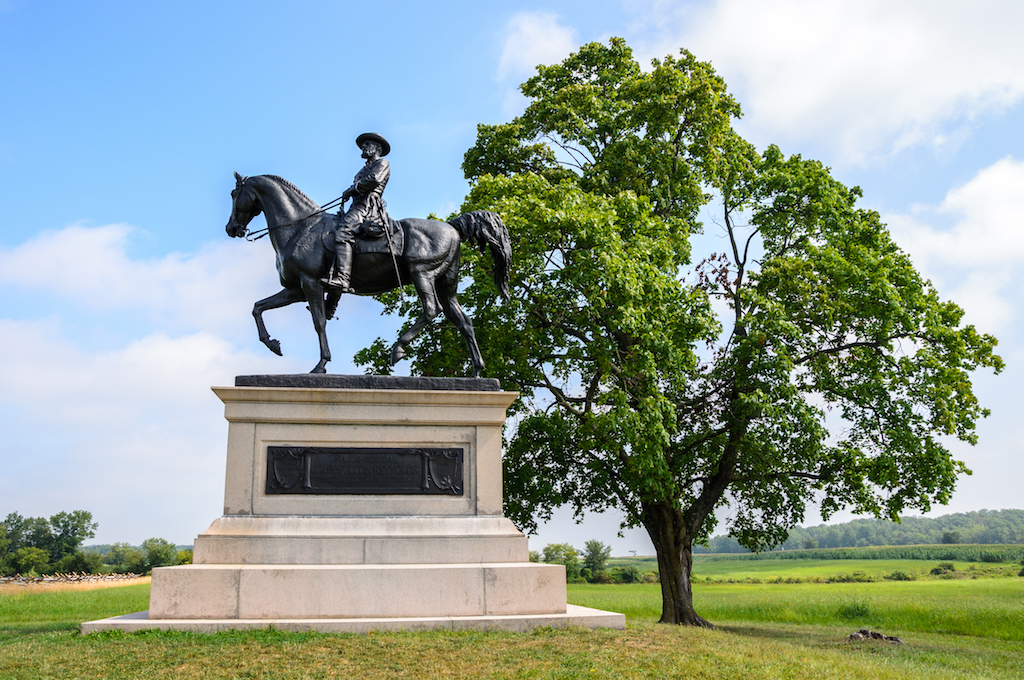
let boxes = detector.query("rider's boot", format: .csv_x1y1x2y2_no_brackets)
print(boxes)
321,241,355,293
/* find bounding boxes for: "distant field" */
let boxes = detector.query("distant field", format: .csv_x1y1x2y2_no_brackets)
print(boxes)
692,558,1018,582
609,545,1024,581
693,544,1024,562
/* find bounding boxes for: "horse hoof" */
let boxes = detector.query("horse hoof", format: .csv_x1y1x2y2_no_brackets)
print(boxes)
310,366,327,374
267,339,282,356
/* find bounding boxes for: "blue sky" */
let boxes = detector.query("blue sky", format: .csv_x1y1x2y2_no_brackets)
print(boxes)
1,1,1022,554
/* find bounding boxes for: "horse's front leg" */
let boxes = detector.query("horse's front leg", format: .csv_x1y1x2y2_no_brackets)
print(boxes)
253,287,306,356
301,279,331,374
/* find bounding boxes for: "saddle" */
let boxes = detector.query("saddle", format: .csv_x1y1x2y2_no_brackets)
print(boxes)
321,217,405,256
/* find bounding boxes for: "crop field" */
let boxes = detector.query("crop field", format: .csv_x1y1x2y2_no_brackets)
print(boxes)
0,560,1022,679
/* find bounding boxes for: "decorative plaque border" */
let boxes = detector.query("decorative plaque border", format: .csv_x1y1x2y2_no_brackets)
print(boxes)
265,446,464,496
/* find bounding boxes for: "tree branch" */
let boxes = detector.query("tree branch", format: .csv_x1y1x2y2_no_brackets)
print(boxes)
792,332,930,366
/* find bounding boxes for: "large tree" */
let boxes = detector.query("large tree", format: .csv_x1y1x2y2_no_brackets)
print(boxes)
2,510,97,563
356,39,1002,625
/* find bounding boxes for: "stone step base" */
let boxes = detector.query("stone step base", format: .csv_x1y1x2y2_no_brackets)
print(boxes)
149,562,566,620
82,604,625,634
193,516,529,565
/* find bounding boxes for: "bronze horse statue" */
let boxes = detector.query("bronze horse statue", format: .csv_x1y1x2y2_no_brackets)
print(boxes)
225,173,511,377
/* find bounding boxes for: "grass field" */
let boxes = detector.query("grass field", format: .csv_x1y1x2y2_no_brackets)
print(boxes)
0,561,1021,679
610,553,1022,582
609,544,1024,573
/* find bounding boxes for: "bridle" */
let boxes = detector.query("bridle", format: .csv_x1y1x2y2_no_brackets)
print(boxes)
234,176,348,241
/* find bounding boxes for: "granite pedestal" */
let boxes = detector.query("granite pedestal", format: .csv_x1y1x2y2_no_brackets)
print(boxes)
83,375,624,633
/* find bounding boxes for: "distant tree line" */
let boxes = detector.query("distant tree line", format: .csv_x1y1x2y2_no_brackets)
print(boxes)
529,540,658,584
0,510,191,576
694,509,1024,553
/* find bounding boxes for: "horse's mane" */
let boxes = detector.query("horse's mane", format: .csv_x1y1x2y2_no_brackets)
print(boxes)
258,174,319,209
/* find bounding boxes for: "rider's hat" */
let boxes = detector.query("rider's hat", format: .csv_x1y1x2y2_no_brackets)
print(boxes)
356,132,390,157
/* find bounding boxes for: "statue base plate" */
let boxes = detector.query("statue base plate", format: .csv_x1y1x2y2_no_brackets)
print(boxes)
81,604,624,634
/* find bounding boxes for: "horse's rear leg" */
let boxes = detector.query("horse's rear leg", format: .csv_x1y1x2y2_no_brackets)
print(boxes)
391,270,441,366
301,280,331,374
254,287,306,355
437,278,485,378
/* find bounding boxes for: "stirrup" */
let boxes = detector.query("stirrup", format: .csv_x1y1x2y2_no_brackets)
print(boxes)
321,275,354,293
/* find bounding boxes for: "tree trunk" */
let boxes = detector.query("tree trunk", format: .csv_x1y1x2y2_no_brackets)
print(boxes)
643,501,714,627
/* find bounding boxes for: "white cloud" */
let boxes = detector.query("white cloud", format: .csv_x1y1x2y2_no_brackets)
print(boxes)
0,223,279,336
629,0,1024,163
0,319,262,418
497,11,578,82
886,156,1024,333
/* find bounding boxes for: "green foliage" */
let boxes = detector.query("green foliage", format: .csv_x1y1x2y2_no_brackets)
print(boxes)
96,538,178,574
764,510,1024,552
1,510,97,563
142,538,178,571
4,513,53,557
49,511,98,560
104,542,147,574
582,539,613,576
541,543,582,581
13,546,50,575
611,565,643,583
356,37,1002,625
932,562,957,575
54,550,104,574
885,570,915,581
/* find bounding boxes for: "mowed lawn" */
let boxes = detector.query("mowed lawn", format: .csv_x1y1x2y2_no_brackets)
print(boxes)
0,561,1022,680
570,579,1024,640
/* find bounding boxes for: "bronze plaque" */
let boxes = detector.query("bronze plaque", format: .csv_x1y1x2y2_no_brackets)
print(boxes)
265,446,463,495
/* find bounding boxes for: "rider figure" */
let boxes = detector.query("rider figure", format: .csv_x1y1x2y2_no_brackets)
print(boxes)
322,132,391,292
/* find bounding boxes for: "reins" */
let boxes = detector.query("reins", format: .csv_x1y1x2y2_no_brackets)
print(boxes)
244,193,348,241
237,177,403,290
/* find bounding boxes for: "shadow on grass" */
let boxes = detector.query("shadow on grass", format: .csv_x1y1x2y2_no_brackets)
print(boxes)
0,623,80,642
716,622,846,644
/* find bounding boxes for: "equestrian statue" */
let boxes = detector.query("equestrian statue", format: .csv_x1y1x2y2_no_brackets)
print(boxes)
224,132,511,377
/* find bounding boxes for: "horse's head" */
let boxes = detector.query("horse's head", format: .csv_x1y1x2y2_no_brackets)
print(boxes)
225,171,263,238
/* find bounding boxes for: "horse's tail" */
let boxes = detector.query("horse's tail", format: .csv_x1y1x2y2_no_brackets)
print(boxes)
449,210,512,301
